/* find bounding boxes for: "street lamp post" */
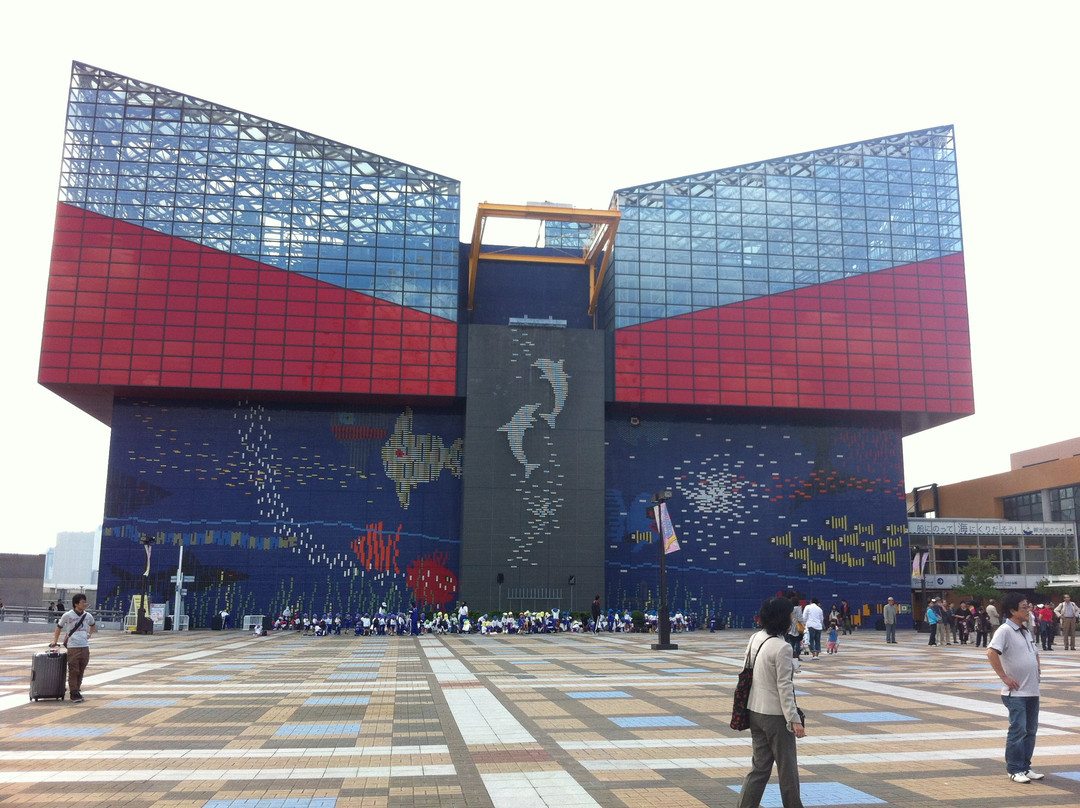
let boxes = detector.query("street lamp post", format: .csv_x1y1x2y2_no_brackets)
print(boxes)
913,545,927,630
137,535,155,634
650,490,678,651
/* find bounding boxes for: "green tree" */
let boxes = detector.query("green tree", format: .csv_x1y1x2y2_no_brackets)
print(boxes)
953,555,1003,604
1048,546,1080,577
1036,546,1080,600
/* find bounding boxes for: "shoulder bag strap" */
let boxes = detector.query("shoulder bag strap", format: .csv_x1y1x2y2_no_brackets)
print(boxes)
746,634,777,670
64,612,88,642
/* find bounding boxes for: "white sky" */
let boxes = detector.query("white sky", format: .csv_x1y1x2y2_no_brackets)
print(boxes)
3,3,1078,558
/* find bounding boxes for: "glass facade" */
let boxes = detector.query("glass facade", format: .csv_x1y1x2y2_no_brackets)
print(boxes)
605,127,972,415
543,219,594,250
607,128,960,327
58,63,460,319
909,519,1078,578
1003,484,1080,524
1003,491,1045,522
1050,484,1079,523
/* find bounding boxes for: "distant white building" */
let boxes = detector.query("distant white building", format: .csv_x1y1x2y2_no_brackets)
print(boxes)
44,530,99,603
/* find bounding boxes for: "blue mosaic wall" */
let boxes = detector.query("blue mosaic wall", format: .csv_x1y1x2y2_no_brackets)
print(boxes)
98,400,911,628
97,399,464,626
605,414,911,627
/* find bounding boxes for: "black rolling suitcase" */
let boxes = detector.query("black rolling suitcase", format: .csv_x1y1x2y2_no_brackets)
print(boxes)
30,649,67,701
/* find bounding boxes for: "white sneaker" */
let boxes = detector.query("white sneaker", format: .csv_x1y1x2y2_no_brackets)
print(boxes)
1024,770,1045,780
1009,772,1031,783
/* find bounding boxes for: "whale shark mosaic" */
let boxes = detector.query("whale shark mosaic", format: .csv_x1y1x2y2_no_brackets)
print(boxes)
96,399,464,626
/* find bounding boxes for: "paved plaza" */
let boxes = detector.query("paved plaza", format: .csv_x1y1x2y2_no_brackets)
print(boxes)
2,625,1079,808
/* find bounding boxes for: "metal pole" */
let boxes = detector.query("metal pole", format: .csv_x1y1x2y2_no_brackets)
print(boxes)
173,545,184,631
921,554,927,627
651,496,678,651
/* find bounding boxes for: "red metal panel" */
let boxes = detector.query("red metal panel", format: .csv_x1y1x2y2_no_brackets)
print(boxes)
38,203,457,401
612,253,973,416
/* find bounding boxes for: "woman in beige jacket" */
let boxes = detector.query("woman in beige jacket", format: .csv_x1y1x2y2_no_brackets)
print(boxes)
737,597,806,808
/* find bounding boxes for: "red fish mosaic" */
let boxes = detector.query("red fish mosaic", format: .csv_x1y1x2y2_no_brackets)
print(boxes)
406,551,457,609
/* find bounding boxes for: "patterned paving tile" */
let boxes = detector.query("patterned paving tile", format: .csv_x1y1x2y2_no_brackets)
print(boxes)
203,799,337,808
109,698,181,707
303,696,371,706
728,782,886,806
611,716,698,728
273,722,363,737
661,667,708,673
2,629,1080,808
825,711,918,723
16,726,115,738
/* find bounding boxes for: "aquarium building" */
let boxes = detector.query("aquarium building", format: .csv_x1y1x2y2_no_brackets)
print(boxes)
39,63,973,626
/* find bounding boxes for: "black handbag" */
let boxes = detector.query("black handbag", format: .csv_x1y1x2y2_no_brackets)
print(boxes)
730,635,776,730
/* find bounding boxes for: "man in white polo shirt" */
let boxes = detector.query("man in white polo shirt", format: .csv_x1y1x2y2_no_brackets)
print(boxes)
1055,594,1078,651
987,592,1042,784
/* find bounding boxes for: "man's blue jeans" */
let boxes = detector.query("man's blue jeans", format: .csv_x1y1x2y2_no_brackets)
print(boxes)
1001,695,1039,774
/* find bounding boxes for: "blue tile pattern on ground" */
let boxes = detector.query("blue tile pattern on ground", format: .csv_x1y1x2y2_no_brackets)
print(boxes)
337,662,379,668
729,782,885,806
303,697,370,706
661,668,708,673
274,723,362,738
180,675,232,681
110,698,181,707
611,716,698,728
568,691,632,699
203,799,338,808
1059,772,1080,782
327,672,377,680
17,726,115,738
825,711,918,723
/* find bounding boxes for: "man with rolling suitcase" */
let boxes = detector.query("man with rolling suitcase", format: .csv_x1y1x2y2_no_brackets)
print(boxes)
50,594,95,703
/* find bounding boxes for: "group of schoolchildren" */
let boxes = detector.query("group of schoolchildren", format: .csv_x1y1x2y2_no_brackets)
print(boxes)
255,604,701,636
264,605,585,637
591,609,698,633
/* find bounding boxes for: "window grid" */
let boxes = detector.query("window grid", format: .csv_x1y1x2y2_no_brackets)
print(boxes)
606,127,971,415
59,63,460,321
